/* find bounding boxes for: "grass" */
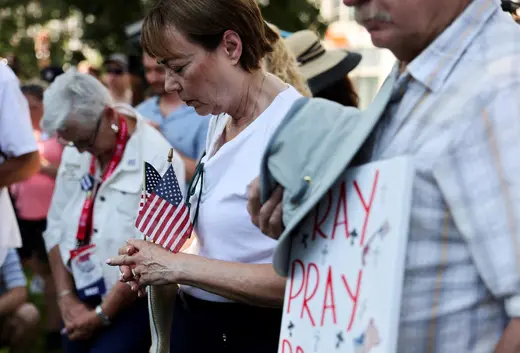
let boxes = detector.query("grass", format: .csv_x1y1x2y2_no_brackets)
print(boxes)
0,273,61,353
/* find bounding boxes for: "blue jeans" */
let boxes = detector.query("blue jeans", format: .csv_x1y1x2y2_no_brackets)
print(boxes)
62,297,150,353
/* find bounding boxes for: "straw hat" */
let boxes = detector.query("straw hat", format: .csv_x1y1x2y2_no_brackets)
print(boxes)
285,30,362,94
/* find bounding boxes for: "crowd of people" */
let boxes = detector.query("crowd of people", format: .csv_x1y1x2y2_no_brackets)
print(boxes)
1,1,362,351
1,0,520,352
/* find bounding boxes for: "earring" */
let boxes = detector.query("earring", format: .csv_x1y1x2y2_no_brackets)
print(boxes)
111,124,119,134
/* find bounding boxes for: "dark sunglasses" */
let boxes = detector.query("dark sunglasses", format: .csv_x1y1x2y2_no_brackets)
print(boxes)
186,152,206,229
106,67,124,75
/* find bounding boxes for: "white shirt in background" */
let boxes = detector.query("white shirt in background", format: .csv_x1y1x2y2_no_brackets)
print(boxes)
0,63,37,249
0,64,37,162
182,85,302,302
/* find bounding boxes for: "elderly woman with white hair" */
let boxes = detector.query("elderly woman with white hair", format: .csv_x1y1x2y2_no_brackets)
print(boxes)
41,69,185,353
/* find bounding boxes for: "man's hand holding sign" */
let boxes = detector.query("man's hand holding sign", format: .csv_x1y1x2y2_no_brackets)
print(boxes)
248,177,284,240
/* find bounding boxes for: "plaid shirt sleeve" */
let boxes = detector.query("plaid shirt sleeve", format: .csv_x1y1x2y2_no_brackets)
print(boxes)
433,81,520,317
1,249,27,290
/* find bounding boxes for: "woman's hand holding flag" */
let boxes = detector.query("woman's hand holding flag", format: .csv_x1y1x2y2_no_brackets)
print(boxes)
108,239,189,295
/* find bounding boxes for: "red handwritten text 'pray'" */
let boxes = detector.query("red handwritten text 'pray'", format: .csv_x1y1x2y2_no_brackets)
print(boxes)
286,171,379,334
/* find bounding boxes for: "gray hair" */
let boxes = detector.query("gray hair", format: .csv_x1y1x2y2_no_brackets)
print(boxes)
41,68,114,134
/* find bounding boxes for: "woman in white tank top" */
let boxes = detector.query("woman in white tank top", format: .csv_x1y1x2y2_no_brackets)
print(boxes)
106,0,306,352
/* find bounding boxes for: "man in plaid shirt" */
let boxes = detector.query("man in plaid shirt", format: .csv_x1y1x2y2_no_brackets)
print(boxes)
250,0,520,351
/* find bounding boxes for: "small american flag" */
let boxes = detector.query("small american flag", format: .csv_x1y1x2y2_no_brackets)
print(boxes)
139,162,162,212
135,164,192,253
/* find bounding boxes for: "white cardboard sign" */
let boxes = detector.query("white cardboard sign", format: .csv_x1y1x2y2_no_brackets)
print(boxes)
278,157,414,353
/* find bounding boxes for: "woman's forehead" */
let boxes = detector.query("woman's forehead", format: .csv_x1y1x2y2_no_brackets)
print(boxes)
160,53,193,66
145,26,197,63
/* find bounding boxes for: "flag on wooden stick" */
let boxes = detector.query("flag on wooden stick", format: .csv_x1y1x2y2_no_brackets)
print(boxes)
135,163,192,253
147,148,183,353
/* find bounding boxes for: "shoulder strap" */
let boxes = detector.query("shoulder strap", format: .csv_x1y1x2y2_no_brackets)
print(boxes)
185,150,206,230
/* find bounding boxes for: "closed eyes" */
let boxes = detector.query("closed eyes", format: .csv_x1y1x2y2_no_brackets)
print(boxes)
172,64,186,73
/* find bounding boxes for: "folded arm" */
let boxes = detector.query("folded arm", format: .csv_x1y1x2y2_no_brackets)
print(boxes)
0,151,40,188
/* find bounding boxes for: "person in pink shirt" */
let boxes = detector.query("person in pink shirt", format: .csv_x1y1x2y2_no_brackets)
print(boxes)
10,82,64,351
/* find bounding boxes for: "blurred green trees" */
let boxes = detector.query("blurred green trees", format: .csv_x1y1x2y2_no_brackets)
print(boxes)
260,0,327,34
0,0,70,78
0,0,326,79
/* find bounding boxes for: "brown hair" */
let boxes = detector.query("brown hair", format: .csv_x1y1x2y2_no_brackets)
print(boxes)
315,77,359,108
142,0,279,72
264,24,312,97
